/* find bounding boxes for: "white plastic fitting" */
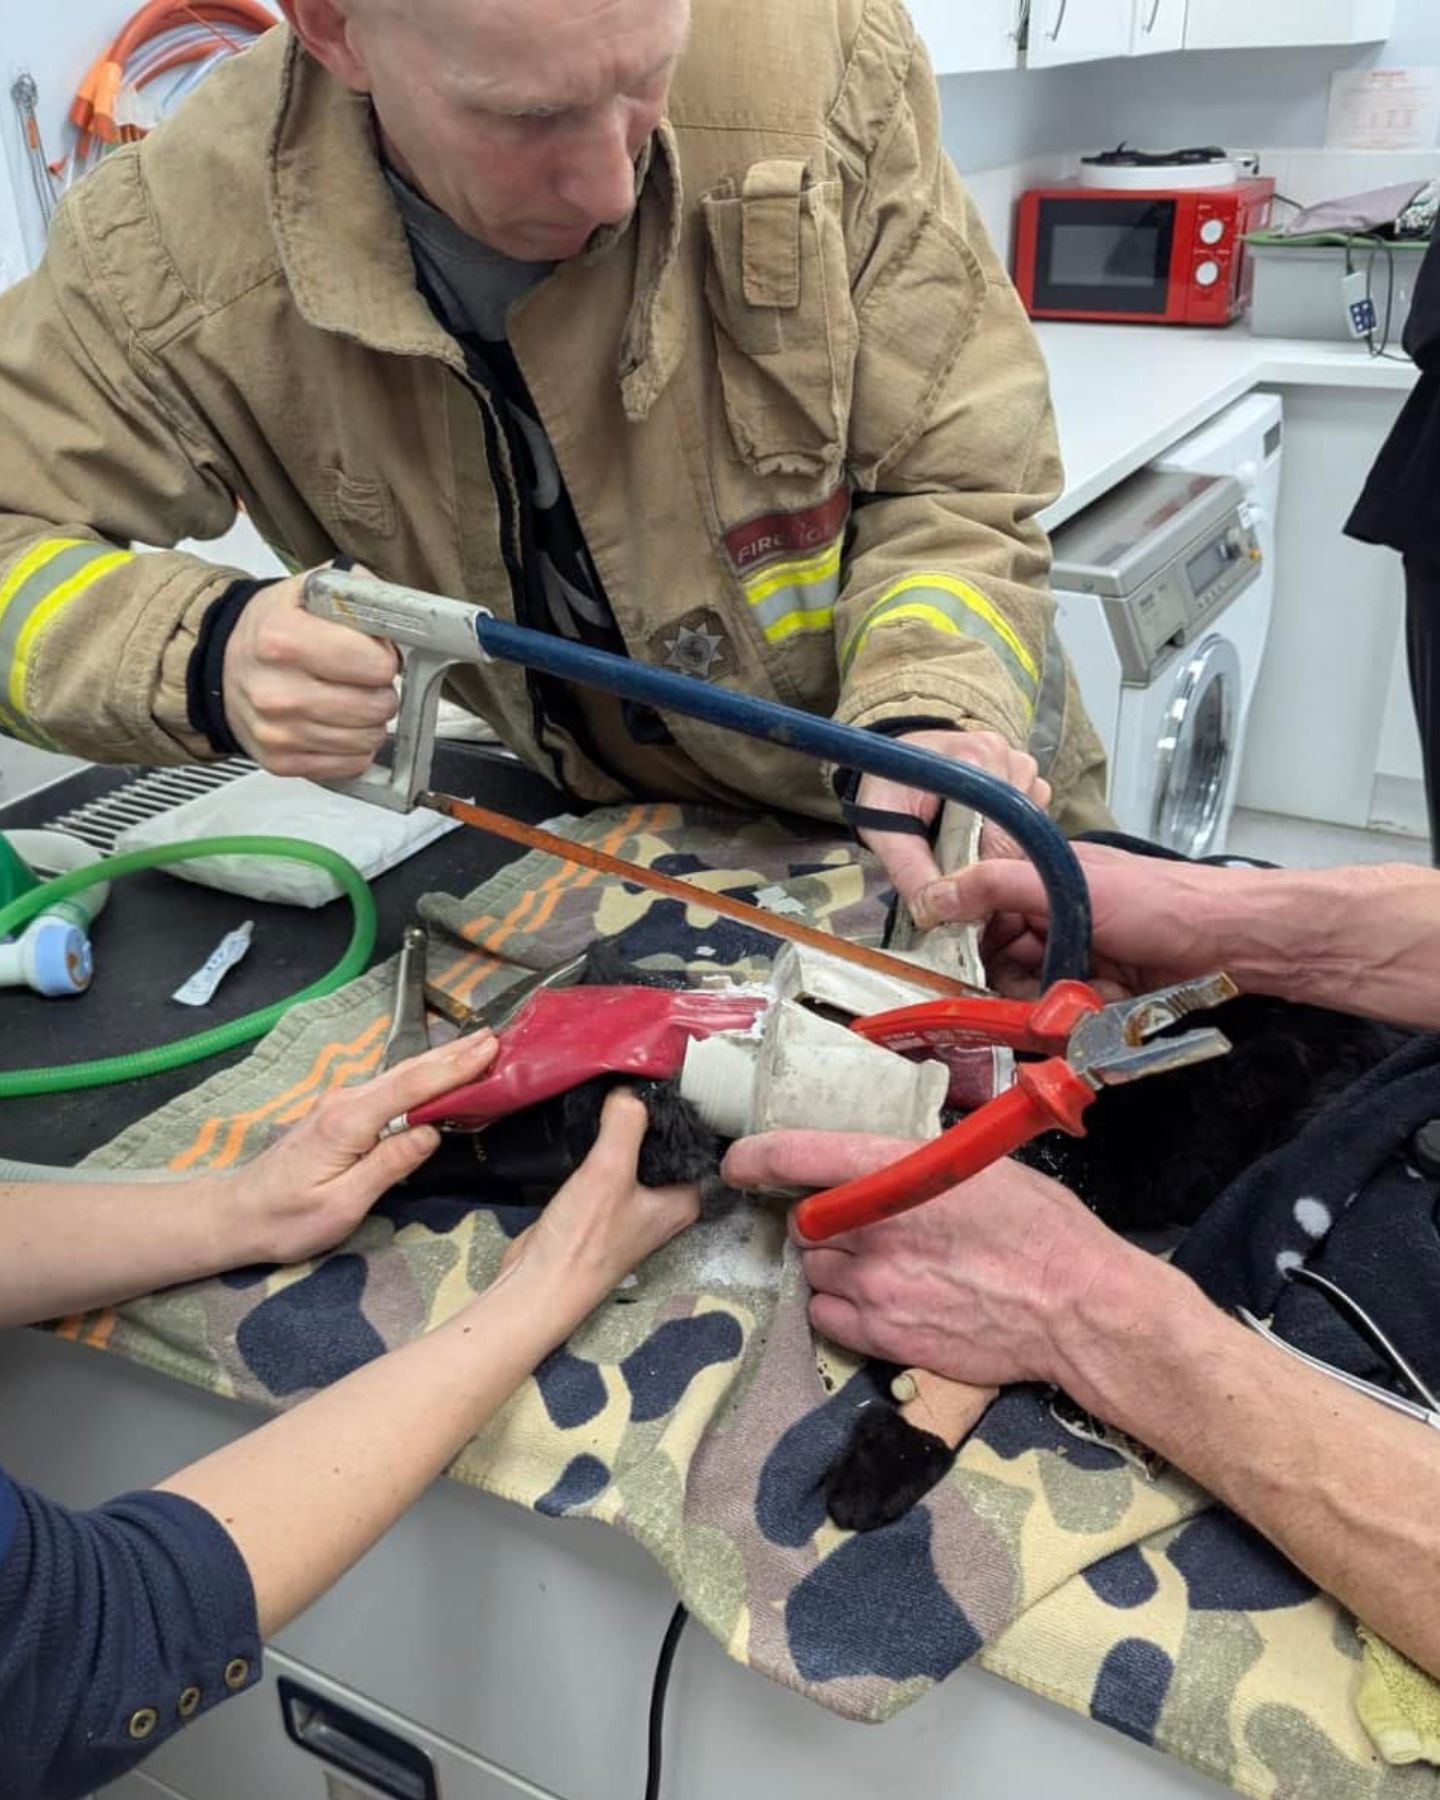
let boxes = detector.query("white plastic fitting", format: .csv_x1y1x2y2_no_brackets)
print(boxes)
681,999,948,1141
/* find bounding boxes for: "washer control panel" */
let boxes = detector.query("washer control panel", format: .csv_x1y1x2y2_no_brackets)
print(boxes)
1051,469,1263,684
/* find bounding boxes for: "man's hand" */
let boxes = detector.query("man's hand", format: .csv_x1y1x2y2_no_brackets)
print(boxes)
230,1032,501,1265
911,840,1259,999
855,729,1052,916
722,1131,1143,1391
223,569,399,779
500,1090,700,1315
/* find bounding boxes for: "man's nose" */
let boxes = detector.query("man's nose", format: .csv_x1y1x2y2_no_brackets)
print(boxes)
559,110,640,227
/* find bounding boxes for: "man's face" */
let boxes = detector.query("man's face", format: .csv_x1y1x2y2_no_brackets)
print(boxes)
330,0,690,261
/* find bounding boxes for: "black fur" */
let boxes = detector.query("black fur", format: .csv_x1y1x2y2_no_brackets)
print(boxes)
824,1402,958,1533
1013,995,1412,1232
561,1076,742,1219
579,942,691,990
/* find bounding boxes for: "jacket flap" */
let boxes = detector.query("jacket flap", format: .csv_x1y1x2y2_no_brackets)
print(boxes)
266,36,461,366
741,160,808,309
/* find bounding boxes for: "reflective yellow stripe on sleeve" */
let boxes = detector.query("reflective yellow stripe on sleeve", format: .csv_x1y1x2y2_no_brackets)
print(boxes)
0,538,135,737
840,573,1041,713
741,538,844,644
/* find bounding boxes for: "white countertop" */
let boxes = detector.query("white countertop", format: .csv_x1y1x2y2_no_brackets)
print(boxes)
1036,323,1419,530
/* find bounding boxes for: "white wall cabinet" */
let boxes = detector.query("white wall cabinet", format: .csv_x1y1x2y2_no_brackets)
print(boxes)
910,0,1022,72
1027,0,1137,67
1183,0,1395,50
1131,0,1188,56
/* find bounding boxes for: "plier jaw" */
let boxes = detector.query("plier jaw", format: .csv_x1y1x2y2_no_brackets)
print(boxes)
792,973,1238,1244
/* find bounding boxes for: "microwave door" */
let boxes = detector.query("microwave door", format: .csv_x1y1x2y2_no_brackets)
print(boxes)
1031,198,1178,318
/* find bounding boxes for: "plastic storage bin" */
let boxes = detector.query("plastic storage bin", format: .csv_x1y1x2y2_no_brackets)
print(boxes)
1247,239,1428,343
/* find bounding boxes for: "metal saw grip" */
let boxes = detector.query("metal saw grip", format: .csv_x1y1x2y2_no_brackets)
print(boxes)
303,568,492,812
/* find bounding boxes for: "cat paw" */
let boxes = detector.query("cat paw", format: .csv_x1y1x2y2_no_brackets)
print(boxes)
824,1403,958,1533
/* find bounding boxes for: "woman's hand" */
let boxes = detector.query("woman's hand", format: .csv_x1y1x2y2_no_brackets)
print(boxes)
500,1090,700,1317
229,1032,500,1265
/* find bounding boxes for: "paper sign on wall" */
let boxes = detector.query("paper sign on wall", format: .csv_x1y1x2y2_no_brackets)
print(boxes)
1327,68,1440,153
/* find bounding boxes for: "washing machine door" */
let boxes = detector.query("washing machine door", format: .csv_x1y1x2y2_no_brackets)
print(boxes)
1151,633,1240,857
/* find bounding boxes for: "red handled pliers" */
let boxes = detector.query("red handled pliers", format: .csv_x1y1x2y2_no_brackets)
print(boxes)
792,973,1238,1243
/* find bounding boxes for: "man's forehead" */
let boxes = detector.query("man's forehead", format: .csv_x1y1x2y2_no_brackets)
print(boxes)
363,0,690,108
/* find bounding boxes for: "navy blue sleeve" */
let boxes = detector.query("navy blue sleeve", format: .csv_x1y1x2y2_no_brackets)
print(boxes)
0,1465,261,1800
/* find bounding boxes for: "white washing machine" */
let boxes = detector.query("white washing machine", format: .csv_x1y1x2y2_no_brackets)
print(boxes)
1154,393,1283,843
1051,395,1282,856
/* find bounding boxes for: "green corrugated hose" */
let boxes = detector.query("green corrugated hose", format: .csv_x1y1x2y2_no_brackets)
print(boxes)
0,836,377,1096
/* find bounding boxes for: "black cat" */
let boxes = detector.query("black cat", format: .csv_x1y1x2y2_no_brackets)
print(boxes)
404,952,1412,1532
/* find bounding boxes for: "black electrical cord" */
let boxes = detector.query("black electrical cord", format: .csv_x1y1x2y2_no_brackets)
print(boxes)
1349,232,1410,364
644,1604,689,1800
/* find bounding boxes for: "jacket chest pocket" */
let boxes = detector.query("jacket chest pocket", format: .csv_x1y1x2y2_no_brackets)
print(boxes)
701,161,857,484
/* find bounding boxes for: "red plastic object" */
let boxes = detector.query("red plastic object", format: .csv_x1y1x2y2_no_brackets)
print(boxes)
793,980,1107,1244
404,986,767,1131
853,979,1103,1059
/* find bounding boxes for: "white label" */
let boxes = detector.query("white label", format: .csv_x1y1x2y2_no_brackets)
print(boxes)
173,920,255,1007
1326,67,1440,152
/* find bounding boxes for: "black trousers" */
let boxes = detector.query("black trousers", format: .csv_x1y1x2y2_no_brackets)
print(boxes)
1404,554,1440,864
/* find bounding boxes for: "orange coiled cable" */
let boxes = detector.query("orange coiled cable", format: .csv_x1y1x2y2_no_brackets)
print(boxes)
69,1,276,151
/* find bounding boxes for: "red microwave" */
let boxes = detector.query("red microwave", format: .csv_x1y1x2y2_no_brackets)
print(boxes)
1014,177,1275,326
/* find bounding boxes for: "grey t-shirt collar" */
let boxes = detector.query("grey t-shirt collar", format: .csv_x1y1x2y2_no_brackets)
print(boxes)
383,165,554,344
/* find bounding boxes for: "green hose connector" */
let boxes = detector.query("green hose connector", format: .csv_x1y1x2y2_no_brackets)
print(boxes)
0,836,378,1097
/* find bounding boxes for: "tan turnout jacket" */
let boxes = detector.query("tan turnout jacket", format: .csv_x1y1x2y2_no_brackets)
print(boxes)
0,0,1108,823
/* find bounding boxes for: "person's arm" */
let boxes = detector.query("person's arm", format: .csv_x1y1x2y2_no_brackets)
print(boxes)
821,15,1097,904
156,1089,694,1635
919,842,1440,1031
1055,1248,1440,1679
3,1089,697,1800
723,1130,1440,1680
0,1031,500,1330
0,158,397,773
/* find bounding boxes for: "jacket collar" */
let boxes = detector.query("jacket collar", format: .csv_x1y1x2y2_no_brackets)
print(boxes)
266,30,686,409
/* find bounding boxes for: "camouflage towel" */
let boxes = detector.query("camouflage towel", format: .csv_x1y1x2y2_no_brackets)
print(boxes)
59,803,1429,1797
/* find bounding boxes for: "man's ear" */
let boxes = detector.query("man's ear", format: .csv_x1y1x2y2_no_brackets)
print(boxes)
275,0,372,92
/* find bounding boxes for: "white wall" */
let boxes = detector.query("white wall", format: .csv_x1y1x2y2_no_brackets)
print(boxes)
942,0,1440,176
1386,0,1440,65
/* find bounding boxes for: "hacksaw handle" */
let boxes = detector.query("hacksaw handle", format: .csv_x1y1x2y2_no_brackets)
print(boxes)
303,569,493,813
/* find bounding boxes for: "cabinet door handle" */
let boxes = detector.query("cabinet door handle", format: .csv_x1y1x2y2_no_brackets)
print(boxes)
279,1679,437,1800
1144,0,1163,32
1047,0,1069,39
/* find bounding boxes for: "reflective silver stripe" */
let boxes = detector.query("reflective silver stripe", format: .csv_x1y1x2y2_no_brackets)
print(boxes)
1028,622,1068,779
746,568,842,641
0,539,132,723
0,542,104,685
841,578,1040,711
741,538,845,643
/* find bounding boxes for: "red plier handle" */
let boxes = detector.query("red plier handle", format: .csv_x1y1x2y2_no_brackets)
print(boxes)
851,978,1102,1058
792,980,1105,1244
